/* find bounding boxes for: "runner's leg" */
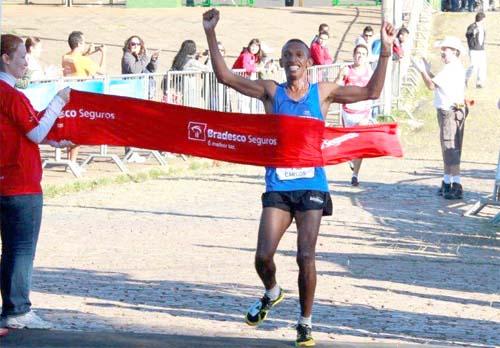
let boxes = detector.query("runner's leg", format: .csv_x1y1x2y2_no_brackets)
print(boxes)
255,207,293,289
294,209,322,317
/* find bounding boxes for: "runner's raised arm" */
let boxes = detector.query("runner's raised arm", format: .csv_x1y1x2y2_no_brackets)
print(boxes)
319,21,396,106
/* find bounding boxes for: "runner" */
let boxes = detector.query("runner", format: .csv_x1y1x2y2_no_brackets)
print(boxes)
335,44,374,186
203,9,395,347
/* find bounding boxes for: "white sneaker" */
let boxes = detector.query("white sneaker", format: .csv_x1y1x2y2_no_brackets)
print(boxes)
3,310,52,329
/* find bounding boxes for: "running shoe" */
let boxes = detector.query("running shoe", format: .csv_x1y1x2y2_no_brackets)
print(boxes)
295,324,315,347
2,310,52,329
444,183,463,200
245,288,284,326
438,181,451,196
351,176,359,187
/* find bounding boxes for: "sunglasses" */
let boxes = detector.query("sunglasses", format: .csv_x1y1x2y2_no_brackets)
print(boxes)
130,42,141,47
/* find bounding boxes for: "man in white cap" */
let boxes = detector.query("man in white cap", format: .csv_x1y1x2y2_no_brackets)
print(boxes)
413,36,467,200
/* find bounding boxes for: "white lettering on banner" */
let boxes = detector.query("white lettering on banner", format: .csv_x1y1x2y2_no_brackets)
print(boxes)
276,167,315,180
207,129,247,143
321,133,359,149
187,121,278,148
59,109,116,121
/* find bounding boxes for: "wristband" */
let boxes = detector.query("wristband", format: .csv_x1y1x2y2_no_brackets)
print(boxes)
380,53,391,58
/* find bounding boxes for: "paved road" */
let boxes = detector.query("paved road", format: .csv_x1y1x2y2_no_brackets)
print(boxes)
2,330,456,348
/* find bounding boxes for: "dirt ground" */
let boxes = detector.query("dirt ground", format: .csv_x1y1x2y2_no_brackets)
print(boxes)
1,4,500,348
4,5,385,74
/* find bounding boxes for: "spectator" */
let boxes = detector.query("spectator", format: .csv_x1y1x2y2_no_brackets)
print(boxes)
0,34,70,330
167,40,209,106
171,39,209,72
25,37,44,80
62,31,105,78
311,23,329,46
355,26,376,62
232,38,263,74
15,37,43,89
334,44,374,187
465,12,487,88
393,27,409,60
460,0,476,11
413,36,467,200
62,31,106,164
310,31,333,66
121,35,158,74
121,35,159,163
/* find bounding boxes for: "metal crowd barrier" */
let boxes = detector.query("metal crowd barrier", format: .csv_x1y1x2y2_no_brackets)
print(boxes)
24,73,168,177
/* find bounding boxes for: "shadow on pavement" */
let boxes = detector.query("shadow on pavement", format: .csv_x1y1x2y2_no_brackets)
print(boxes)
1,329,454,348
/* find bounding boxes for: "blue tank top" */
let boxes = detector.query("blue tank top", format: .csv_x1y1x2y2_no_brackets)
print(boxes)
265,83,329,192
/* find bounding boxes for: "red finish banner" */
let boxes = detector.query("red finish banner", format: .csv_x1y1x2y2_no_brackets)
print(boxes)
48,90,402,167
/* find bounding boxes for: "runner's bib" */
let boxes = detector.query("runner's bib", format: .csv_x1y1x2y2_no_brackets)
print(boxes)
276,167,315,180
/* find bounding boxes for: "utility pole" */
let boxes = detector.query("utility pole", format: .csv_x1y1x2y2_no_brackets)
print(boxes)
0,0,3,39
381,0,394,115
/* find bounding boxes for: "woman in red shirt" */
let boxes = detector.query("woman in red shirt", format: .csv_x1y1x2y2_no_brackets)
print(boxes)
232,38,263,74
0,34,70,330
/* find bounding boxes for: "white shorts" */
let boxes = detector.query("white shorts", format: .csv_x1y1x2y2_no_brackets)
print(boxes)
342,110,374,127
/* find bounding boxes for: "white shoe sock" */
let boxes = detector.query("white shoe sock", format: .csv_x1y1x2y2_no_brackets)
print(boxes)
265,284,281,301
443,174,451,184
298,315,312,327
452,176,461,184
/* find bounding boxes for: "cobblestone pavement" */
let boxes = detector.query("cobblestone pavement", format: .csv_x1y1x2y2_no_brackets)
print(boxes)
19,156,500,347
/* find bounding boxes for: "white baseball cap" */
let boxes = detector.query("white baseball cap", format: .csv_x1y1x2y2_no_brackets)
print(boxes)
435,36,464,54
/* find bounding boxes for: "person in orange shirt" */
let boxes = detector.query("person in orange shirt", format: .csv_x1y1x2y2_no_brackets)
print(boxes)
61,31,105,163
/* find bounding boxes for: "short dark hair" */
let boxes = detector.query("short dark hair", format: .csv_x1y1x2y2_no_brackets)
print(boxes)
68,31,84,50
363,26,374,34
476,12,485,22
397,27,409,38
353,44,368,54
1,34,24,71
282,39,310,58
318,23,329,32
25,37,41,54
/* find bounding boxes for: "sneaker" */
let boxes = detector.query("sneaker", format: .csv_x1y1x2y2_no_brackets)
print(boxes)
438,181,451,196
3,310,52,329
245,288,284,326
444,183,463,200
295,324,315,347
351,176,359,187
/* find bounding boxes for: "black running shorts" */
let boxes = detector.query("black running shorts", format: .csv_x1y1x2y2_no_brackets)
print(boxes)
261,190,333,216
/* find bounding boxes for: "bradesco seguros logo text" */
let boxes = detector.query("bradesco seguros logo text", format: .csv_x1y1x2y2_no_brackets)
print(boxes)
187,121,277,148
60,109,116,121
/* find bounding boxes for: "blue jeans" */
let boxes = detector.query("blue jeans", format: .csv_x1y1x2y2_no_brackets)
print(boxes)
0,194,43,317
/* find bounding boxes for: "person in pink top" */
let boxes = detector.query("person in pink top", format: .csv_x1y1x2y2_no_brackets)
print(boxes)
310,31,333,66
335,44,374,186
232,38,263,74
